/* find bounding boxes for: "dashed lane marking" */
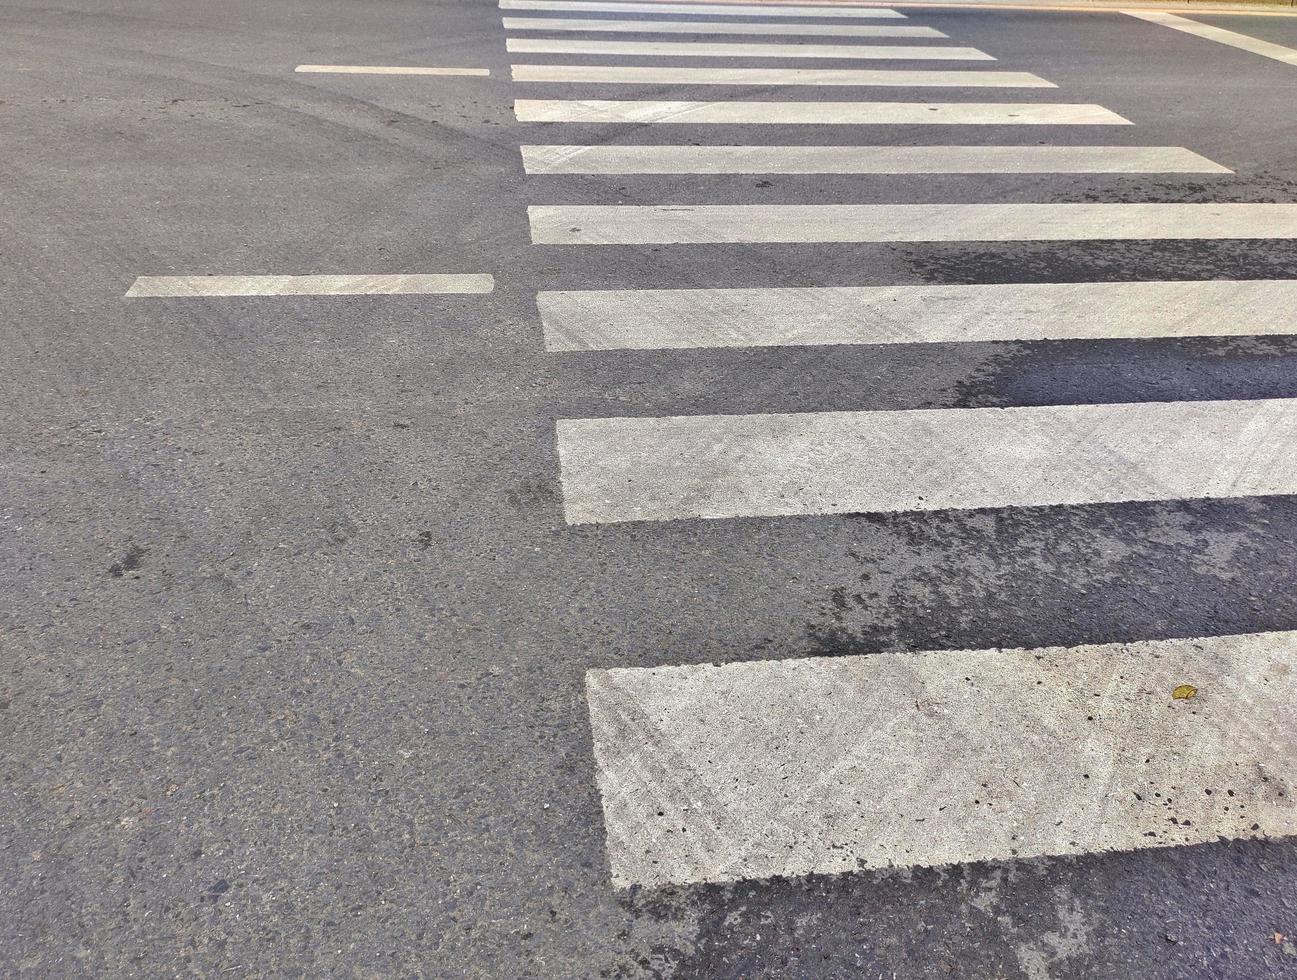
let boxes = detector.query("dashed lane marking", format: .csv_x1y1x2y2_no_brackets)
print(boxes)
1126,10,1297,65
124,274,496,297
295,65,491,76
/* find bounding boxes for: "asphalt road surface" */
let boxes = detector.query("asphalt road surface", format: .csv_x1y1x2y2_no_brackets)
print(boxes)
7,0,1297,976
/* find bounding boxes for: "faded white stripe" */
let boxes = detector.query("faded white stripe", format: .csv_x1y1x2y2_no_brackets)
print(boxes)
124,274,495,297
511,64,1050,86
514,99,1127,125
587,631,1297,888
538,279,1297,350
295,64,490,76
1127,11,1297,67
520,143,1221,174
529,203,1297,245
506,37,992,59
502,17,944,36
556,398,1297,523
500,1,907,18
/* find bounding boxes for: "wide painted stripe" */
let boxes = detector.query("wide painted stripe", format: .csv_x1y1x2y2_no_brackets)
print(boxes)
500,1,908,18
505,38,992,59
294,65,491,76
587,630,1297,888
511,64,1050,86
502,17,945,36
538,279,1297,350
520,143,1221,174
124,274,496,297
529,203,1297,245
514,99,1126,125
556,398,1297,523
1127,11,1297,67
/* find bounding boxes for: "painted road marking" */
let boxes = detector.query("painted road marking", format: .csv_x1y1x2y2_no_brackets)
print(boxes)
515,99,1126,125
124,274,496,297
505,38,993,59
511,65,1050,86
1127,11,1297,67
295,65,491,76
502,17,946,36
537,279,1295,350
587,631,1297,888
520,143,1222,174
556,398,1297,524
500,1,908,18
529,203,1297,245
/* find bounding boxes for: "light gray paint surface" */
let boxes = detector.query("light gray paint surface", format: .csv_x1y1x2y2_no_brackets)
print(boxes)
505,37,992,58
556,398,1297,523
502,17,945,36
510,65,1051,86
538,279,1285,350
587,631,1297,888
125,274,495,297
529,202,1297,244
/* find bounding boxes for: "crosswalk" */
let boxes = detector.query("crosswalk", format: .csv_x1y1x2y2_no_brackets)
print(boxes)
506,0,1297,889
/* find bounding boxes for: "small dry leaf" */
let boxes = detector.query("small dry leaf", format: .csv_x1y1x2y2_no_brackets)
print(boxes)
1275,932,1285,945
1172,684,1198,701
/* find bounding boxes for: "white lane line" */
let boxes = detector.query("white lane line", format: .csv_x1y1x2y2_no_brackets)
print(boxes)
538,279,1292,350
502,17,945,36
556,397,1297,524
124,274,496,297
587,631,1297,888
529,203,1297,245
506,38,992,59
514,99,1125,125
295,65,491,76
511,65,1050,86
1127,11,1297,66
500,1,908,18
521,143,1221,174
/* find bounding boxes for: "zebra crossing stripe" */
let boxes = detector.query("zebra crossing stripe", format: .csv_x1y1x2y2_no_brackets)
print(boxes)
502,16,946,36
514,99,1126,125
587,630,1297,888
124,274,495,297
511,65,1052,86
520,144,1221,174
537,279,1294,350
505,38,993,59
528,202,1297,245
555,397,1297,524
500,1,908,18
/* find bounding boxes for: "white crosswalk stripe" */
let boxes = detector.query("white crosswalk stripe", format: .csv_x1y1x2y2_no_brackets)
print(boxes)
530,202,1297,244
520,143,1222,174
514,99,1126,124
537,279,1296,350
556,398,1297,524
505,37,993,59
505,0,1297,888
587,631,1297,888
502,17,946,36
500,1,909,18
511,64,1052,86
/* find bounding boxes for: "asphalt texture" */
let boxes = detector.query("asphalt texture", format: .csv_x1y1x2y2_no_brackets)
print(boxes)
5,0,1297,976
